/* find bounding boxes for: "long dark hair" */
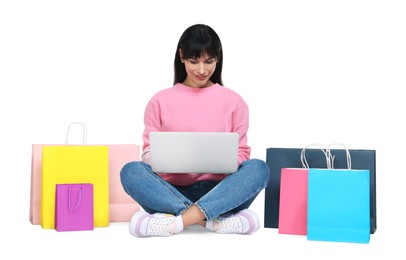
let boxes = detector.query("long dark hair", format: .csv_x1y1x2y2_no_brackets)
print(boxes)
173,24,223,86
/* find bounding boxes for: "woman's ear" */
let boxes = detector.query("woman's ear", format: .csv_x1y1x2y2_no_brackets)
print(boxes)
179,48,184,63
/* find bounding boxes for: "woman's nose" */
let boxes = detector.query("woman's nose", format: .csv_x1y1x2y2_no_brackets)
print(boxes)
197,63,205,74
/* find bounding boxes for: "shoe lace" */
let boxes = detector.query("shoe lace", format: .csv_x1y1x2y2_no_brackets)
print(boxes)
147,217,175,236
216,217,242,233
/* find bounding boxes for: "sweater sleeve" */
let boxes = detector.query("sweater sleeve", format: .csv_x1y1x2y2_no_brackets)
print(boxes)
141,99,161,164
233,99,251,164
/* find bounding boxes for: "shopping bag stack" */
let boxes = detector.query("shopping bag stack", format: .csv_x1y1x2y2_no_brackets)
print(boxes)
265,143,374,244
29,122,141,231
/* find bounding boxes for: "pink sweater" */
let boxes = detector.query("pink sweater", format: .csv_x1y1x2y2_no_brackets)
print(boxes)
141,83,251,186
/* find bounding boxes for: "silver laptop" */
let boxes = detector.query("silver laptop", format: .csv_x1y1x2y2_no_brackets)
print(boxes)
149,132,239,174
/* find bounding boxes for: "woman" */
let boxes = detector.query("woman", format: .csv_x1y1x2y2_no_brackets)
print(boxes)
120,24,270,237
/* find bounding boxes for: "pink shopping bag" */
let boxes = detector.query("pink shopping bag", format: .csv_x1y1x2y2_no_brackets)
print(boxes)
55,184,94,231
278,168,308,235
29,144,44,225
108,144,141,222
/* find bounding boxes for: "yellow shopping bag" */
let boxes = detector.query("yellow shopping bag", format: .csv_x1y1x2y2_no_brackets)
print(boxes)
41,144,109,229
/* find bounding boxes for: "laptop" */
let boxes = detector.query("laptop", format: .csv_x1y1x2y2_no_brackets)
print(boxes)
149,132,239,174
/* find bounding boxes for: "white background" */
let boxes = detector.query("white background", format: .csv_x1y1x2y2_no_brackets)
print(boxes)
1,0,405,259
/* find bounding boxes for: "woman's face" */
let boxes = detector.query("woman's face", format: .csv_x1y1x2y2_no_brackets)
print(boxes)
181,51,217,88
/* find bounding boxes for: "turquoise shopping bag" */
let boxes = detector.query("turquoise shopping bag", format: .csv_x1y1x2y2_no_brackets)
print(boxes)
307,146,370,244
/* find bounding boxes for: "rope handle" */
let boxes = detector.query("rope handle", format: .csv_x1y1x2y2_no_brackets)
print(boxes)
68,186,82,212
327,143,352,169
65,122,87,145
300,143,331,169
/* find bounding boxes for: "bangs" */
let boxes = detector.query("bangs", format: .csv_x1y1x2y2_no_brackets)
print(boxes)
181,38,220,60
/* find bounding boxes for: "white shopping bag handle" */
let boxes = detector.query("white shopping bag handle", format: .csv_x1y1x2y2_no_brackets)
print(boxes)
327,143,352,169
65,122,88,145
300,143,331,169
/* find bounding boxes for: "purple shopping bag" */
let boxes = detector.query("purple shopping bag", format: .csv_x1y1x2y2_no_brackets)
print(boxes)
55,184,94,231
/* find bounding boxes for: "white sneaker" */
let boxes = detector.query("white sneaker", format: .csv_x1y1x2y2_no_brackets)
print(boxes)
129,211,177,237
212,209,260,234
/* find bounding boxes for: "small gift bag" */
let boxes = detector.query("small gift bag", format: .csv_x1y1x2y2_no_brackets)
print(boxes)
55,183,94,231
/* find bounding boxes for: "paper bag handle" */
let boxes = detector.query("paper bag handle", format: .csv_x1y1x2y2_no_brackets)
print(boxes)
301,143,331,169
327,143,352,169
68,186,82,212
65,122,87,145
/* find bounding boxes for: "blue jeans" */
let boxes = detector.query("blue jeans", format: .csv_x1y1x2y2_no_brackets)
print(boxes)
120,159,270,221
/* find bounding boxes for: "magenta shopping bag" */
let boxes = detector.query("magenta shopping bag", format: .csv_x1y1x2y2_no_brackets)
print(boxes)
55,184,94,231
